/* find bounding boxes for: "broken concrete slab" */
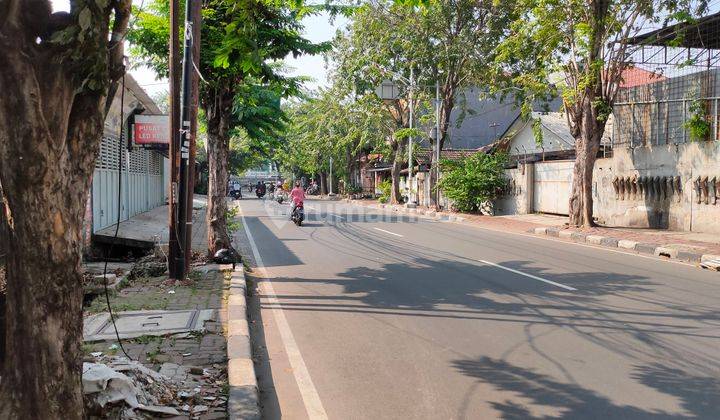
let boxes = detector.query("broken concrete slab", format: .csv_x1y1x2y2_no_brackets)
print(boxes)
83,309,215,342
159,363,189,382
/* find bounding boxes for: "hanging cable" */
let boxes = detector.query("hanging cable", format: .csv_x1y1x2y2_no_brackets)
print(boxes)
101,71,132,360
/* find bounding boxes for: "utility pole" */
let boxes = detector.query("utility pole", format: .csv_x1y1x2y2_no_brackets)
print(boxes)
329,157,334,195
184,0,201,273
175,0,197,281
407,66,414,202
435,79,441,209
168,0,181,280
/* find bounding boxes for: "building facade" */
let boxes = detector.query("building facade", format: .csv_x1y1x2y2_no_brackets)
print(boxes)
83,75,169,246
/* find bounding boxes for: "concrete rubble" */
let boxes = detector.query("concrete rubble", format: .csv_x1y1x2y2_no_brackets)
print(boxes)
83,356,228,419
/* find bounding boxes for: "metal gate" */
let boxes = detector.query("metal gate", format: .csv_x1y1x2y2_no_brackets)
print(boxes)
92,135,165,232
533,161,574,215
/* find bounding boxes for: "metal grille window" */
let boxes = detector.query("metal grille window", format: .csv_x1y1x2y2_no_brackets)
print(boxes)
149,152,162,176
95,136,125,170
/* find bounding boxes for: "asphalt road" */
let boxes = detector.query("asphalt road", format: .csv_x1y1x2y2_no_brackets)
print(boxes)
234,197,720,420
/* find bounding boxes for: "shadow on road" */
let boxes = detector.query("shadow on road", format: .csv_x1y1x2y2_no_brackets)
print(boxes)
451,356,720,419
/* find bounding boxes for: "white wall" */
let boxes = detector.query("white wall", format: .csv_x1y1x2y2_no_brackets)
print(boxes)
593,142,720,233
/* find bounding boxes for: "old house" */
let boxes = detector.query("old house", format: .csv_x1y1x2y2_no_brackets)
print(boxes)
495,11,720,234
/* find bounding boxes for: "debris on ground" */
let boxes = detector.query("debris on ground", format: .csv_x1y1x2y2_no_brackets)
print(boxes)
190,251,210,267
128,253,167,281
83,356,228,418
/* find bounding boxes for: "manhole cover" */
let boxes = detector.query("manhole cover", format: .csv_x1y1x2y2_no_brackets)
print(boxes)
84,309,215,341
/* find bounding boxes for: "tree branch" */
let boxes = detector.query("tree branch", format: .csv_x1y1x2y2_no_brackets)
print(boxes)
104,0,131,117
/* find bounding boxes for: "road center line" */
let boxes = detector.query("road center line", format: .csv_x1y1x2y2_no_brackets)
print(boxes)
373,227,403,237
240,208,329,420
478,259,577,291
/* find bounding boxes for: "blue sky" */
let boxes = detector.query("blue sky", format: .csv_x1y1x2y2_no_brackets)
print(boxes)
50,0,347,96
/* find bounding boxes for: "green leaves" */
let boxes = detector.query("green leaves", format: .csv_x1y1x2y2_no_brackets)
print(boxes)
78,7,93,31
437,152,508,212
683,99,711,142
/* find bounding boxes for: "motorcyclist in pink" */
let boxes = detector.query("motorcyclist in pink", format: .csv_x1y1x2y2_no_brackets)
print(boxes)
290,181,305,218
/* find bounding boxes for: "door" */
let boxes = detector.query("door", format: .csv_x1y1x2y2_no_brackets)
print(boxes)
533,160,574,215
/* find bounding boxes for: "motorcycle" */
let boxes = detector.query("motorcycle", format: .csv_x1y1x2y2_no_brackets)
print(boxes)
291,202,304,226
306,184,319,195
229,189,242,200
256,185,266,198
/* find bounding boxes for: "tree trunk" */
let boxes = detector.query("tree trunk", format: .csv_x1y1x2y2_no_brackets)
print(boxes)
428,152,439,208
390,144,403,204
205,88,234,256
0,3,128,417
429,86,454,209
568,98,604,228
320,171,328,195
0,185,6,369
0,67,106,420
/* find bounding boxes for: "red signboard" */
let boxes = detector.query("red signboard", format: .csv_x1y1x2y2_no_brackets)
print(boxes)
133,114,169,147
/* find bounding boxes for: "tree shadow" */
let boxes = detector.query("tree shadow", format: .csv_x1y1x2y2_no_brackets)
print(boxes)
264,252,720,365
451,356,704,419
631,362,720,419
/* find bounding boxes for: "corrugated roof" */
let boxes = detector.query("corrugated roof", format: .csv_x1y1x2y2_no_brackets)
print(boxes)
530,112,614,146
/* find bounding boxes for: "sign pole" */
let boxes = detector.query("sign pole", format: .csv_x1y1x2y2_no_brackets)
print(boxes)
168,0,181,280
175,0,197,281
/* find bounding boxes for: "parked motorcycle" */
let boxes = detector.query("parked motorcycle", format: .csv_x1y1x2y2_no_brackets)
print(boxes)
306,184,319,195
291,203,304,226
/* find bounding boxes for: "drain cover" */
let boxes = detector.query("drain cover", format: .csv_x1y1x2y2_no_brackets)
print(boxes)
84,309,215,341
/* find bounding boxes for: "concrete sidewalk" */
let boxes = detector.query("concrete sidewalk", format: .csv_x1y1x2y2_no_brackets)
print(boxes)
350,199,720,269
94,196,208,251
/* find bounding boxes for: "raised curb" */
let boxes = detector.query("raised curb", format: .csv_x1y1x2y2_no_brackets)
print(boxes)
618,240,638,249
529,227,719,271
226,267,261,420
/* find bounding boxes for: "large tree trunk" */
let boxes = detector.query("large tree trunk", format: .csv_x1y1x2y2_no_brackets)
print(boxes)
390,143,403,204
429,87,455,209
0,2,128,417
568,97,605,228
319,171,327,195
205,88,234,255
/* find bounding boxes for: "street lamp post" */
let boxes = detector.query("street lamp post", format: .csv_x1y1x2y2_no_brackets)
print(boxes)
375,70,417,206
408,66,414,204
